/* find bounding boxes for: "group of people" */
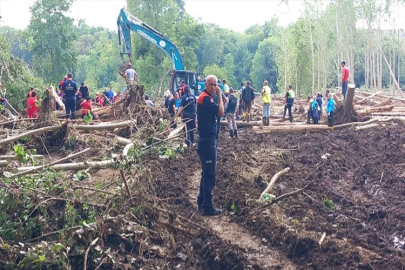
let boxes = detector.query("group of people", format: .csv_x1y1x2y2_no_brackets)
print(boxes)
306,91,335,127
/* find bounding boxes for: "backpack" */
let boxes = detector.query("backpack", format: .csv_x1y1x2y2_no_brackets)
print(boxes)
243,87,252,103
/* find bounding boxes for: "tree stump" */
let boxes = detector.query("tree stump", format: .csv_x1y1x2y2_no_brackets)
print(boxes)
343,84,356,123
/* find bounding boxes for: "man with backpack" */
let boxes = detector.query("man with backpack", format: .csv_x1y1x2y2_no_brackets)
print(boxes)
241,81,255,122
283,85,295,123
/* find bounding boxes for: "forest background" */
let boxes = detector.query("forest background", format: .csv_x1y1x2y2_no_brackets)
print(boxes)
1,0,405,110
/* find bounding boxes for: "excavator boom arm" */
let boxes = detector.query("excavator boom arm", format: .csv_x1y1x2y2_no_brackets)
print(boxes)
117,9,185,71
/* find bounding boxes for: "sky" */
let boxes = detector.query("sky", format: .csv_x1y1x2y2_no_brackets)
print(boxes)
0,0,303,32
0,0,404,32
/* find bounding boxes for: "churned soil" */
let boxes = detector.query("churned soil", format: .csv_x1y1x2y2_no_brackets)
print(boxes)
157,123,405,269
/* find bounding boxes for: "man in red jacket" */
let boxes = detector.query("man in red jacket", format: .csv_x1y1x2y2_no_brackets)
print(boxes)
27,91,39,118
341,61,350,99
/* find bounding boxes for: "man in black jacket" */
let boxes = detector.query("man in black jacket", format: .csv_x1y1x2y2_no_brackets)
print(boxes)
241,81,255,122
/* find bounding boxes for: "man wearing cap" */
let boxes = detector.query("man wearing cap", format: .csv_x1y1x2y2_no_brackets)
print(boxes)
341,61,350,99
125,63,138,84
196,75,224,216
61,73,78,119
79,82,89,99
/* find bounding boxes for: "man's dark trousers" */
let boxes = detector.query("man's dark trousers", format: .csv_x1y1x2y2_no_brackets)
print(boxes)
197,138,217,208
342,81,348,99
284,104,293,122
65,97,76,119
328,111,334,127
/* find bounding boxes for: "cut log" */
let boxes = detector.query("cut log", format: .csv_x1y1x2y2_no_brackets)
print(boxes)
74,120,136,131
0,118,36,126
49,86,65,111
356,105,394,115
371,112,405,117
0,160,8,167
334,118,379,129
355,123,380,130
253,125,331,134
259,167,290,200
116,136,132,146
376,99,392,107
17,159,115,172
0,125,63,146
356,91,405,102
343,84,356,123
9,148,91,177
220,121,308,128
0,155,44,160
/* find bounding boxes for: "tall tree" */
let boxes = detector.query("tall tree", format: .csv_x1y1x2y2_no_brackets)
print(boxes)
28,0,77,83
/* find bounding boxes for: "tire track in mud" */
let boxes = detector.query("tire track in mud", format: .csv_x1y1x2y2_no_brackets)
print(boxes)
187,170,296,270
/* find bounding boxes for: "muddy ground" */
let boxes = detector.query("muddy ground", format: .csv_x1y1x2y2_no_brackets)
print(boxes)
155,123,405,269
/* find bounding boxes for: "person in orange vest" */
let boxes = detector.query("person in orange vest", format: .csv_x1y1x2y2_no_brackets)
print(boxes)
27,91,39,118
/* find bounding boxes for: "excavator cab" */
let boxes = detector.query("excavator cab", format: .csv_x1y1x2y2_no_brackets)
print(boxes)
170,70,198,95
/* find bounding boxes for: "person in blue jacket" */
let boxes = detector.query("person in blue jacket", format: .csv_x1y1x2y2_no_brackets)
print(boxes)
196,75,224,216
326,93,335,127
179,85,196,147
311,96,319,124
61,73,78,119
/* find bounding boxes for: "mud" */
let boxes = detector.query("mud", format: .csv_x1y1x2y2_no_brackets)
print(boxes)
158,124,405,269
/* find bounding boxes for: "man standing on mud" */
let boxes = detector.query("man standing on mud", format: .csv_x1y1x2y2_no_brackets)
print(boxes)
341,61,350,99
196,75,224,216
62,73,78,119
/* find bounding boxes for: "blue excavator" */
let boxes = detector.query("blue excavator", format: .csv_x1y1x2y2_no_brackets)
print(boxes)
117,9,217,95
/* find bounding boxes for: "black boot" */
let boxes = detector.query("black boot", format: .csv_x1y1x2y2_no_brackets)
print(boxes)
234,129,238,138
229,130,234,138
202,205,222,216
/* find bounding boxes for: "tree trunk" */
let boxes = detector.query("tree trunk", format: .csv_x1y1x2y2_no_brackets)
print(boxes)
343,84,356,123
252,125,331,134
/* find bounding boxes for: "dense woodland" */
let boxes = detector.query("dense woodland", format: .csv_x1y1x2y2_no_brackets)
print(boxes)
1,0,405,110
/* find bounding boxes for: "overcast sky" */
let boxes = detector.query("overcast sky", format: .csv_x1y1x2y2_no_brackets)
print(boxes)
0,0,403,32
0,0,303,32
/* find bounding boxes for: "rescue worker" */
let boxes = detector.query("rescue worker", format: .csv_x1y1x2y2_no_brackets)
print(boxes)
108,86,114,103
341,61,350,99
125,63,138,84
196,75,224,216
145,94,155,107
224,88,238,138
261,80,271,126
102,88,110,105
283,85,295,123
27,87,35,99
168,93,177,129
311,96,319,124
0,82,7,115
178,80,186,96
179,85,196,147
27,91,39,118
306,95,314,124
241,81,255,122
79,82,89,99
61,73,78,119
236,82,244,120
222,79,230,96
316,93,323,121
327,93,335,127
81,97,98,120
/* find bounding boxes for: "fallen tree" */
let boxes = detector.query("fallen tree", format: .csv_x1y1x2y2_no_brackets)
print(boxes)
253,125,331,134
356,105,394,115
0,125,63,146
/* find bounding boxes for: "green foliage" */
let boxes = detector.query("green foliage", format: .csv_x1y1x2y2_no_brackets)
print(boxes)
203,64,227,81
260,193,277,202
324,197,334,210
13,144,37,165
74,170,91,181
28,0,77,82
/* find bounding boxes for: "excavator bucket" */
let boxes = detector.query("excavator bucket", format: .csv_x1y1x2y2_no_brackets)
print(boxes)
118,60,132,78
